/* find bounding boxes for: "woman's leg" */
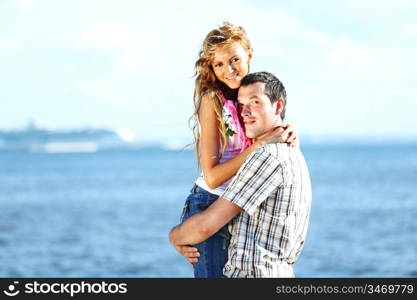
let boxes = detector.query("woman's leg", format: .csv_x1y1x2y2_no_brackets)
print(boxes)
180,185,230,278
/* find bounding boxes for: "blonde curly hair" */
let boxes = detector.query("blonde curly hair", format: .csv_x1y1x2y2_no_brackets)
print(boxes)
190,22,253,169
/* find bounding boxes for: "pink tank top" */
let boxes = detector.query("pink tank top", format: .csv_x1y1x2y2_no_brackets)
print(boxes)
195,92,251,195
219,92,251,162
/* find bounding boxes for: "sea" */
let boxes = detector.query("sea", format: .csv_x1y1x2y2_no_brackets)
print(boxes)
0,144,416,277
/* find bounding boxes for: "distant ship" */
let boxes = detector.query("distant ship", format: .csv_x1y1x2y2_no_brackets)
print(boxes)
0,122,136,153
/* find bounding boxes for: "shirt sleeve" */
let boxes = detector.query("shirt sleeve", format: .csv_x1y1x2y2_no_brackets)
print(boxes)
220,148,283,216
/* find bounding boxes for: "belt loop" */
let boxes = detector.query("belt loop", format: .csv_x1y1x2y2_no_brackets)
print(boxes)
190,184,198,193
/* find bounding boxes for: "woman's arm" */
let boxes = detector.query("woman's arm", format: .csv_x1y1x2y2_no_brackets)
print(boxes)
199,95,266,189
199,95,299,189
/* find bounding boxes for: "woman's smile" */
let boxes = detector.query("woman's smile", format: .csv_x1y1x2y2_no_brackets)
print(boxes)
211,42,251,89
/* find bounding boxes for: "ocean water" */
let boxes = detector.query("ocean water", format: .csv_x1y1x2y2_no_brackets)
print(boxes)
0,144,416,277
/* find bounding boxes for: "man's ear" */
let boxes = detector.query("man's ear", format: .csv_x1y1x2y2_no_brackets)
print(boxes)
275,98,285,116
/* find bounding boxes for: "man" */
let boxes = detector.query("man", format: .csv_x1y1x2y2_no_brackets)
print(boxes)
170,72,312,277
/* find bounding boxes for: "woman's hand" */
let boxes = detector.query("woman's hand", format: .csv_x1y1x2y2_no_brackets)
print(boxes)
256,123,299,147
280,123,299,147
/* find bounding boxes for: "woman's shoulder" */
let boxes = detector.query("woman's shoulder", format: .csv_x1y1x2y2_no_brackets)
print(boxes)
200,91,221,109
200,90,220,101
198,93,219,121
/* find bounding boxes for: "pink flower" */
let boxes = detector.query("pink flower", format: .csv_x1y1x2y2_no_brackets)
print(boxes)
220,93,251,152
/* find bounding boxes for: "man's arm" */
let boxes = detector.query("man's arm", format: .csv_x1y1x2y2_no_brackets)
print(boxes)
169,198,242,246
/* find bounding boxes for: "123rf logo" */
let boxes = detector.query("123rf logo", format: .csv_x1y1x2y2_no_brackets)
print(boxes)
3,281,20,297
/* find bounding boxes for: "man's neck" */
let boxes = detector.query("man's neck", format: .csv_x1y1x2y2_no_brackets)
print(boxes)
253,121,283,144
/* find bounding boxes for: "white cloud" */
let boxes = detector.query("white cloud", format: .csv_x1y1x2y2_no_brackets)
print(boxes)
1,0,417,139
402,24,417,37
0,35,22,51
329,39,370,66
71,24,146,73
75,24,143,49
18,0,45,10
78,77,120,104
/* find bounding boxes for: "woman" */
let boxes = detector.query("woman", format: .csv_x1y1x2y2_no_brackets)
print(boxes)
176,22,298,278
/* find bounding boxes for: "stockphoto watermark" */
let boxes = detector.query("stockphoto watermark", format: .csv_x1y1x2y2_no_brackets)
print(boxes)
2,280,128,297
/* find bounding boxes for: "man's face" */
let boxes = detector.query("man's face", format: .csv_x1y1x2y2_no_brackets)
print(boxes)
237,82,280,139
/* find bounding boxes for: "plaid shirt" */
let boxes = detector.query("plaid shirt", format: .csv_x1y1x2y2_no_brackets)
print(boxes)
220,143,312,278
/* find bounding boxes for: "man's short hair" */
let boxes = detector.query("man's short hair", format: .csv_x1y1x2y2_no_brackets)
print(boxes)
240,71,287,120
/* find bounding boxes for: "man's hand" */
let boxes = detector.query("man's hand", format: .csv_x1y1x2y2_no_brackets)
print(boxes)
173,244,200,268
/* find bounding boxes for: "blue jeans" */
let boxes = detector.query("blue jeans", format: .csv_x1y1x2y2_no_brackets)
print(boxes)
180,184,230,278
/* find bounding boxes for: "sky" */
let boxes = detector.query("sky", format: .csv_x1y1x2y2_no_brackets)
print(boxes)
1,0,416,143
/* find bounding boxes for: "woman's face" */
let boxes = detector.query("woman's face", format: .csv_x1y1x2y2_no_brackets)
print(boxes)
211,42,251,89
